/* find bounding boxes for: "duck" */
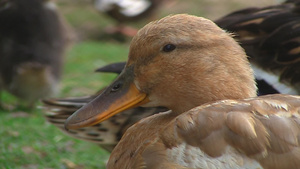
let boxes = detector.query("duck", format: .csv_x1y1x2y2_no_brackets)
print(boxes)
42,63,166,151
214,0,300,95
43,0,300,154
94,0,163,38
42,57,279,152
0,0,71,108
65,14,300,169
94,0,162,23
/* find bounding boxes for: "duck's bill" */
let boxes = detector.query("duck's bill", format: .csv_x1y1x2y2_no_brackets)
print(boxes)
65,68,149,130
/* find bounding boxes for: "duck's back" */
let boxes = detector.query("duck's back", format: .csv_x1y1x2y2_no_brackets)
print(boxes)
215,1,300,95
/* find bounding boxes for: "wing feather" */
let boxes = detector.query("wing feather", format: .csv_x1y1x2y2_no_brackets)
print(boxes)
167,94,300,168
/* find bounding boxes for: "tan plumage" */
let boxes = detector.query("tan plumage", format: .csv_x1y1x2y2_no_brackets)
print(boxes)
41,1,300,154
65,14,300,169
110,95,300,169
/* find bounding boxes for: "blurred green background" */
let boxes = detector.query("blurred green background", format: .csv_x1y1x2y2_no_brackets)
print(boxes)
0,0,277,168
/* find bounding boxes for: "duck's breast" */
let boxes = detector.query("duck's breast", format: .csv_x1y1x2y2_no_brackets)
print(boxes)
166,143,263,169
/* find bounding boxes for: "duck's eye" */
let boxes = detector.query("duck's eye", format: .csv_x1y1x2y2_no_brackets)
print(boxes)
162,44,176,52
111,83,122,92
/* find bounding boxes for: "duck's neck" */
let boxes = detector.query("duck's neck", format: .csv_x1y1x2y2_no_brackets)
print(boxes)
165,80,257,114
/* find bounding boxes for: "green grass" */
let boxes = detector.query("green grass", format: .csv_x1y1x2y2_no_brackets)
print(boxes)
0,41,128,169
0,1,130,167
0,109,108,169
60,41,128,97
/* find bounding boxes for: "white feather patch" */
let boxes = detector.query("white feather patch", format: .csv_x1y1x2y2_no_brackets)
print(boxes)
166,143,263,169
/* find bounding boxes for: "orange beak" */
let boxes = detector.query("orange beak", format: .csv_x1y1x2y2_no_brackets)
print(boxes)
65,66,149,130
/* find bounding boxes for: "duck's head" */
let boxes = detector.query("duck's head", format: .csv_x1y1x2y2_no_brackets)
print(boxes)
65,14,257,129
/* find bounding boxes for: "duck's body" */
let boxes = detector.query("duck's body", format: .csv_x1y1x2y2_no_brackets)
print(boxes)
215,0,300,95
65,14,300,169
109,94,300,169
0,0,70,107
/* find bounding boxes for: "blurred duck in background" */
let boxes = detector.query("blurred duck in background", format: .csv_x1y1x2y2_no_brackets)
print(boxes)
215,0,300,95
0,0,72,108
43,0,300,151
93,0,163,37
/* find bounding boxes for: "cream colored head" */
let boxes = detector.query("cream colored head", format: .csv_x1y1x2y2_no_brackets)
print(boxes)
127,14,257,113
